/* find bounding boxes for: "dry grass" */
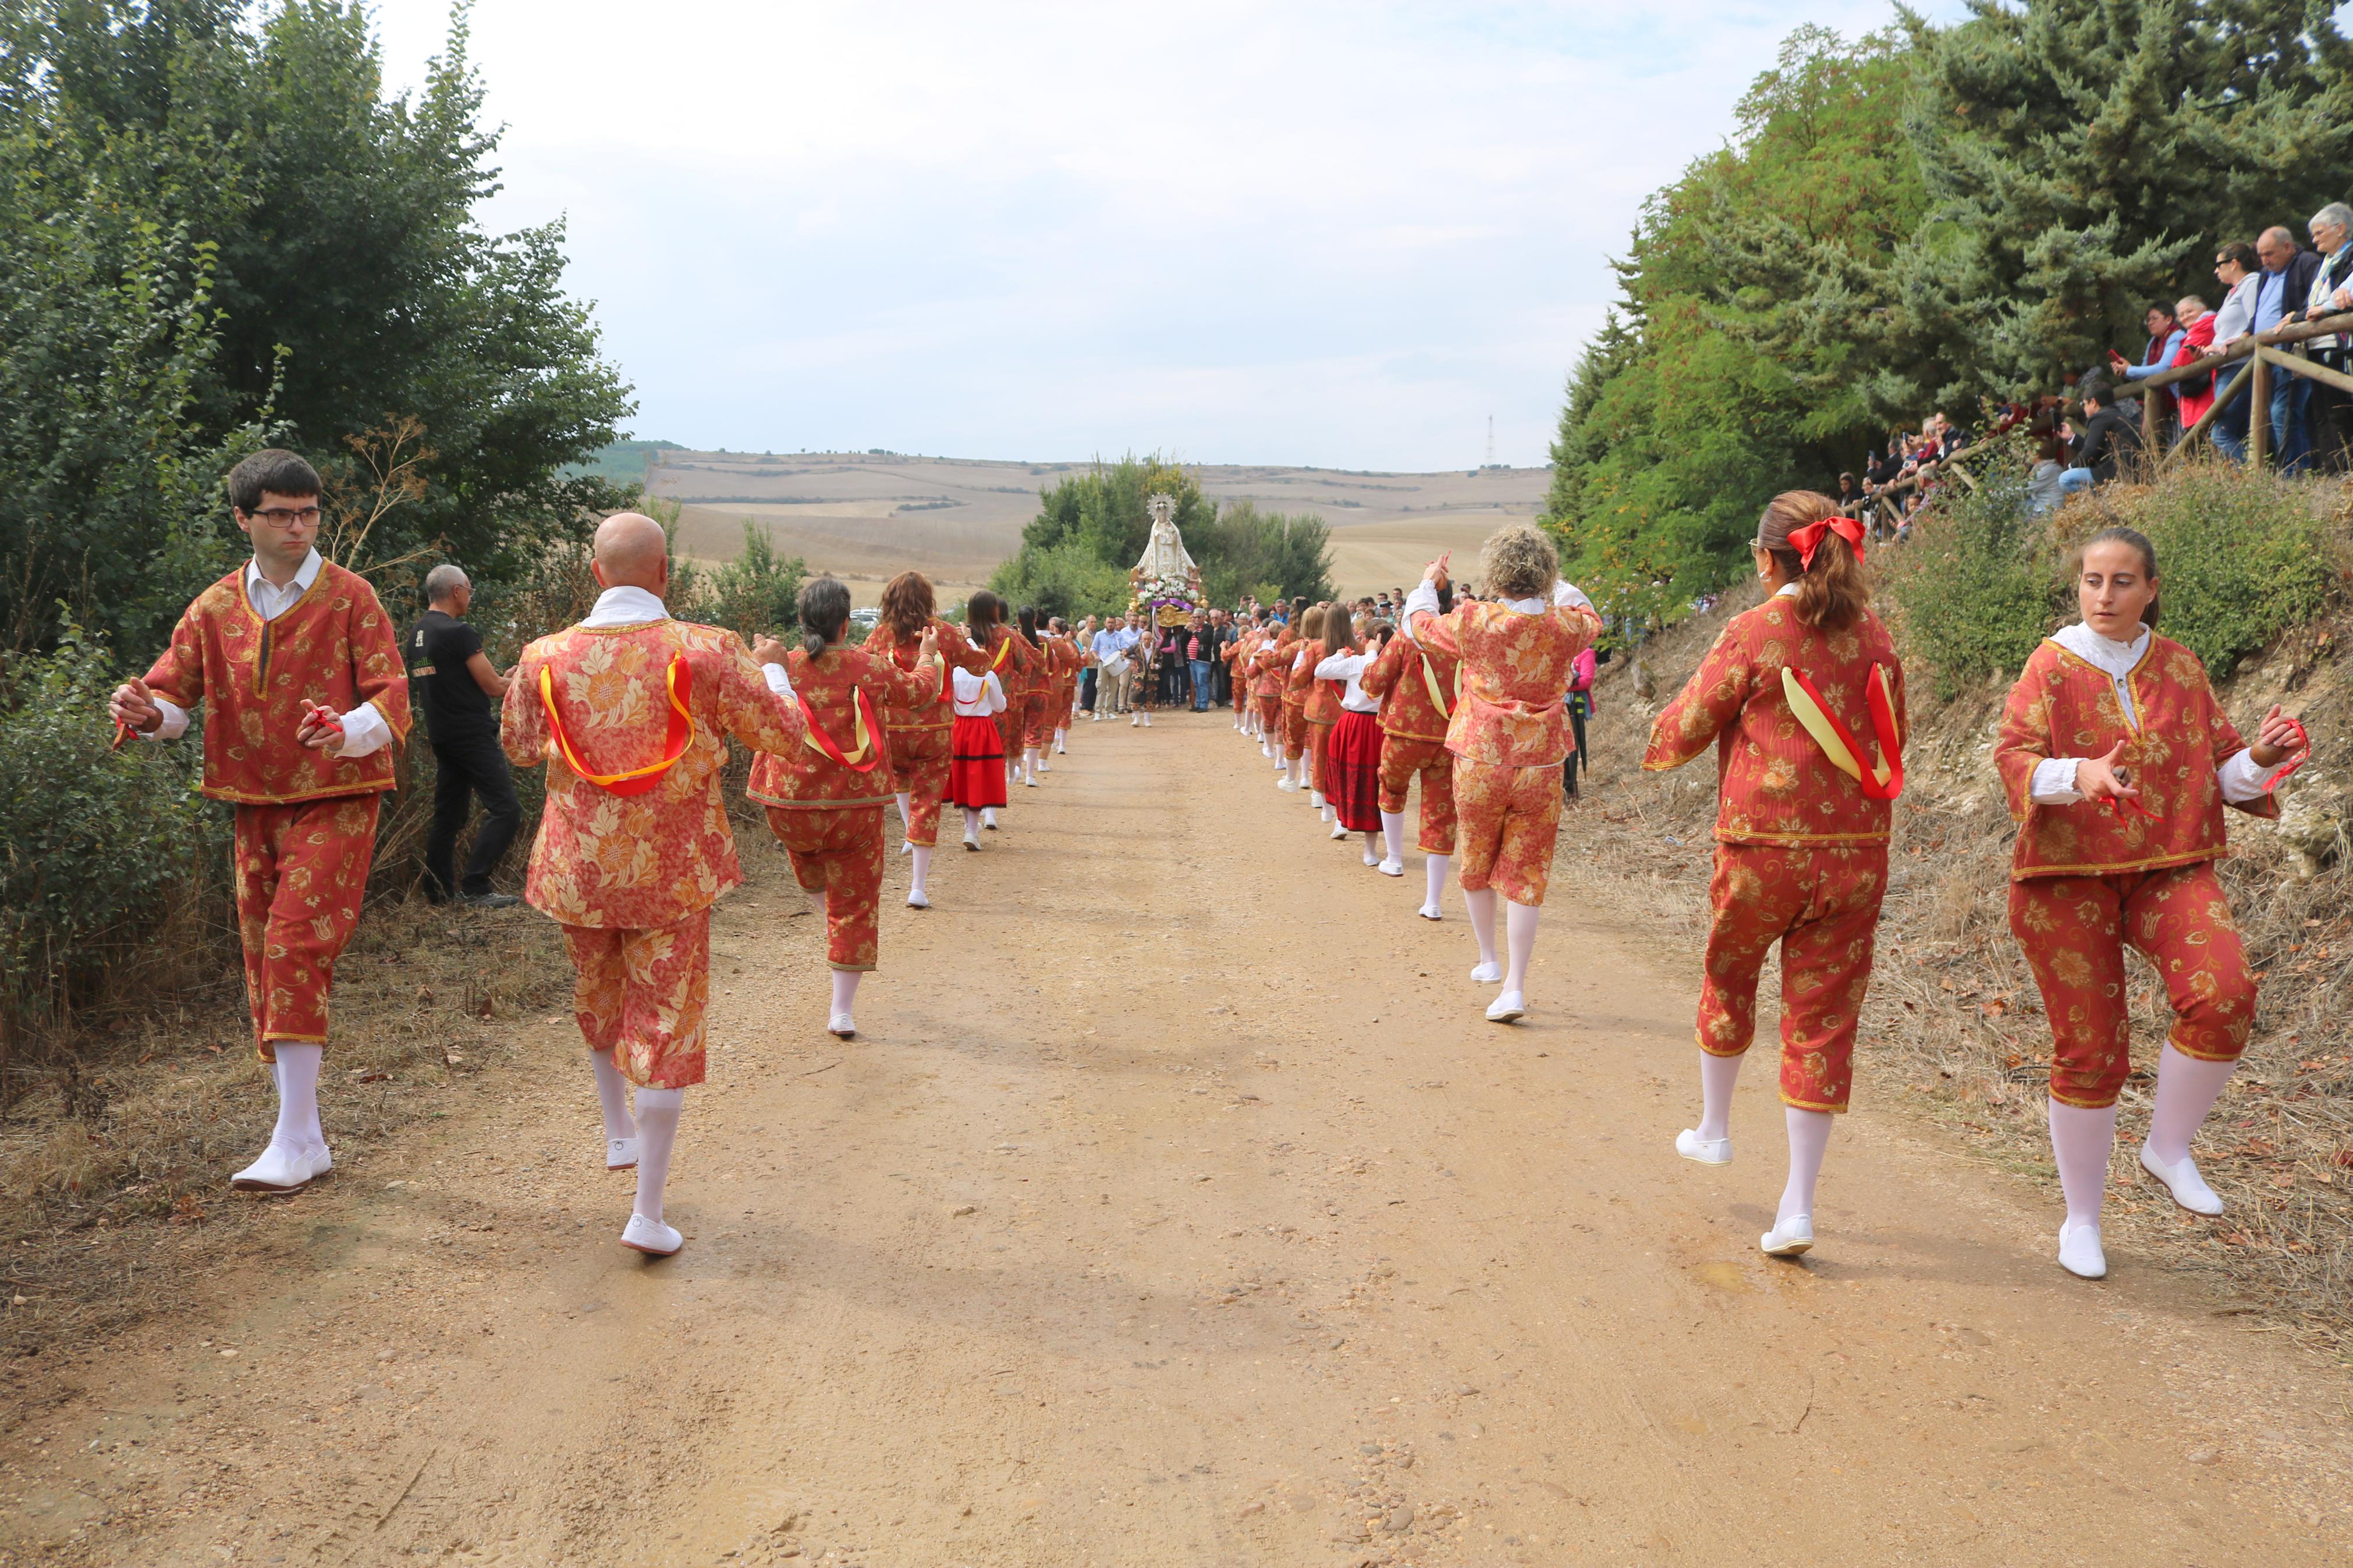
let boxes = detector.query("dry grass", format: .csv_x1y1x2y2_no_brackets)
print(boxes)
0,896,570,1361
1561,570,2353,1350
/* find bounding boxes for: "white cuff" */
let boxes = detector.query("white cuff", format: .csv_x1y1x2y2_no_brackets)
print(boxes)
329,701,392,760
2029,757,2083,805
1553,579,1594,613
1401,583,1440,645
2217,747,2273,805
144,696,190,742
761,662,795,699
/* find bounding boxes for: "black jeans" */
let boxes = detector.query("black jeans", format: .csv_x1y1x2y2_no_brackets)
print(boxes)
1080,667,1098,712
425,726,523,899
1562,706,1588,797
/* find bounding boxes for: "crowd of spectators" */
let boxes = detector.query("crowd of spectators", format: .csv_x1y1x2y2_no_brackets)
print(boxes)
1842,203,2353,529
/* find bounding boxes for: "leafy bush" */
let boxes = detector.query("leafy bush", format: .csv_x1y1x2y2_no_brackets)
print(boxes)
1883,458,2060,694
991,538,1135,621
2070,464,2337,681
694,521,808,641
0,630,230,1103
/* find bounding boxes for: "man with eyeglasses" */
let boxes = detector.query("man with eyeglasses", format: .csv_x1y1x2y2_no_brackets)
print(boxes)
108,449,410,1197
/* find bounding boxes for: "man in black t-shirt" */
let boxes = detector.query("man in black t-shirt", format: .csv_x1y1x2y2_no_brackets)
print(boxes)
403,564,523,907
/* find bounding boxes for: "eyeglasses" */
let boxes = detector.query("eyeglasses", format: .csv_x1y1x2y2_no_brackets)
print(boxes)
247,506,322,525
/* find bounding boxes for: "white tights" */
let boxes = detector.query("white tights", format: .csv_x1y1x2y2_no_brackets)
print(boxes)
1380,810,1406,865
831,970,861,1018
2148,1043,2237,1165
2048,1099,2118,1229
909,845,932,897
1423,853,1450,915
1692,1051,1835,1223
590,1048,636,1142
631,1087,684,1225
268,1044,324,1152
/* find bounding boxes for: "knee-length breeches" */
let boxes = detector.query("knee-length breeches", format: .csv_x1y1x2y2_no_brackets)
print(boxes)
2009,862,2256,1110
886,724,952,848
1306,719,1335,793
1451,757,1563,905
562,909,712,1089
1018,690,1050,750
1377,735,1457,854
1698,842,1889,1112
765,805,886,971
1283,701,1308,759
233,795,380,1058
1257,691,1283,733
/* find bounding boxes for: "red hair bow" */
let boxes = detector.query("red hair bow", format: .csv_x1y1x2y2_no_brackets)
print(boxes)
1786,513,1866,570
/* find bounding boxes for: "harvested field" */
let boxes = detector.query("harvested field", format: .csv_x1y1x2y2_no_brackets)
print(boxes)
651,450,1549,603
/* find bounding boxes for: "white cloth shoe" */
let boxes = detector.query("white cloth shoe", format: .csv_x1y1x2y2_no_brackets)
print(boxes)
963,831,981,851
230,1141,317,1193
1469,959,1502,984
1761,1214,1814,1257
1361,847,1381,866
1378,859,1404,877
1277,775,1298,792
606,1136,639,1171
907,888,931,909
306,1143,334,1180
829,1012,857,1040
2139,1144,2224,1215
621,1214,683,1257
1485,991,1525,1023
1023,775,1038,787
1417,901,1442,920
1332,822,1350,840
982,809,998,830
1674,1129,1733,1166
2057,1218,2108,1279
900,839,913,856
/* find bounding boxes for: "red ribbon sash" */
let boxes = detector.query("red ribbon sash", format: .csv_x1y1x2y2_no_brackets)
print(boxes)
796,684,885,773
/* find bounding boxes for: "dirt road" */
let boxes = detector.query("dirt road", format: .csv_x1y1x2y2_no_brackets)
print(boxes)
6,711,2351,1566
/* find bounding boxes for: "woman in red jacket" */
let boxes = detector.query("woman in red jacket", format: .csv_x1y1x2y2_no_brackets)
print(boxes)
1994,526,2307,1279
1644,492,1905,1260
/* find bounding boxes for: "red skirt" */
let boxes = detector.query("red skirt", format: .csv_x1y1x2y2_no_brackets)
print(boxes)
949,714,1008,808
1325,709,1385,832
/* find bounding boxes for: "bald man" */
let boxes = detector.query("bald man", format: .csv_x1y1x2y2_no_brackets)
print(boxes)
500,512,808,1256
404,563,521,907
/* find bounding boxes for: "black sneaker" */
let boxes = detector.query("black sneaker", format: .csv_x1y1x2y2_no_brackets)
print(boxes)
458,891,522,911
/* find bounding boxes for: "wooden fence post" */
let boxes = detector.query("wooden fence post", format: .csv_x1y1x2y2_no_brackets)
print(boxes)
2250,350,2272,468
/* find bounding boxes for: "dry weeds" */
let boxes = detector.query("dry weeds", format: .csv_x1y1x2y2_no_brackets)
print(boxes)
1561,575,2353,1350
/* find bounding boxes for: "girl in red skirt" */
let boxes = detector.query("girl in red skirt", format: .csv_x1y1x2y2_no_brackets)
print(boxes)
1317,621,1396,871
947,660,1008,851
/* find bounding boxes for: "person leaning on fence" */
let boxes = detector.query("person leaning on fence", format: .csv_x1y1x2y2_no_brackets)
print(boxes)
403,563,523,909
2299,202,2353,472
108,449,411,1197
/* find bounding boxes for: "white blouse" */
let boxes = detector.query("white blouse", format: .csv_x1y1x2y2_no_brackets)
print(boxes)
952,667,1006,717
1314,649,1382,713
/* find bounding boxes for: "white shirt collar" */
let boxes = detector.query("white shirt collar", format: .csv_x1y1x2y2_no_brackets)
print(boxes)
1774,582,1801,598
1503,595,1546,614
246,548,322,597
583,585,669,628
2052,620,2150,677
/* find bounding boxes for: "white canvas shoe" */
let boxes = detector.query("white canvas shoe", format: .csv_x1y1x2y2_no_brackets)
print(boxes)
1330,822,1350,840
620,1214,683,1257
963,831,982,851
1309,791,1326,810
605,1137,638,1171
1417,901,1442,920
1378,859,1405,877
1485,991,1525,1023
1469,959,1502,984
829,1012,857,1040
306,1143,334,1180
2139,1144,2224,1215
982,809,999,830
230,1142,315,1193
1674,1129,1733,1165
907,888,931,909
1761,1214,1814,1257
900,839,913,856
1362,847,1381,866
2057,1219,2108,1279
1277,775,1298,792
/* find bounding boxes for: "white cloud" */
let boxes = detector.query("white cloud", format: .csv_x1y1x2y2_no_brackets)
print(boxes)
367,1,1961,468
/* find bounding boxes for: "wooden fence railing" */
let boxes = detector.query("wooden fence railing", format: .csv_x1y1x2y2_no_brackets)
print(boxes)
1840,307,2353,531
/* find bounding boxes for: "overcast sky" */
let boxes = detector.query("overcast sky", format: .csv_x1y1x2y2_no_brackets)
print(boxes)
370,2,1964,471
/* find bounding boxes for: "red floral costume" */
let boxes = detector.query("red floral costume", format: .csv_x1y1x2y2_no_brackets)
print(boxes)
747,644,938,972
1282,637,1323,763
1408,596,1599,905
502,613,806,1088
972,626,1038,757
1359,630,1460,854
864,618,992,849
1252,628,1291,735
1643,595,1907,1112
1994,634,2277,1109
141,561,410,1059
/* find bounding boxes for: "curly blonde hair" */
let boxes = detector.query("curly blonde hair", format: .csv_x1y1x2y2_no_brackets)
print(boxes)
1478,523,1558,601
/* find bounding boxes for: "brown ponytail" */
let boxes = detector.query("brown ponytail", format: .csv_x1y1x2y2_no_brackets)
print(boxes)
1756,490,1869,633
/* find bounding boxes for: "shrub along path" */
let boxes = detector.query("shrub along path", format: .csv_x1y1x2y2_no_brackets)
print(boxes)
1,711,2348,1565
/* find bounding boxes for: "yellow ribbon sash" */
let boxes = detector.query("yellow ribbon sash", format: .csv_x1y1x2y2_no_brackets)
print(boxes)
1780,664,1904,800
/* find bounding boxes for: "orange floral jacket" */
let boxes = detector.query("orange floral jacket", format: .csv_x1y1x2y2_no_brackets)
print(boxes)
1994,634,2276,880
141,561,411,805
1284,638,1326,712
1251,629,1293,699
1642,598,1907,847
1410,600,1599,768
747,645,939,810
502,618,805,929
864,618,992,733
1358,629,1460,745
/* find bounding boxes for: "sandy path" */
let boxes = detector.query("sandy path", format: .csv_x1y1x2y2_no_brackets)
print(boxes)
6,712,2351,1567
